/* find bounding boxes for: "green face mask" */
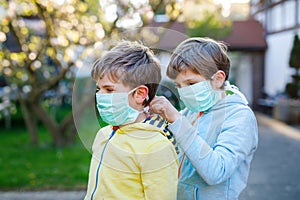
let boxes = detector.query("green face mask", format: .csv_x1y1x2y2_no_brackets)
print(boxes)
96,88,145,126
178,80,222,112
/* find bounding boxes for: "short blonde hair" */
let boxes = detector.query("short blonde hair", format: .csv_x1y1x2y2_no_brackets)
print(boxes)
167,37,230,80
91,40,161,105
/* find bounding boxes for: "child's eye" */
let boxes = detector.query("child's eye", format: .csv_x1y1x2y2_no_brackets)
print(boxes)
189,82,196,86
106,89,114,93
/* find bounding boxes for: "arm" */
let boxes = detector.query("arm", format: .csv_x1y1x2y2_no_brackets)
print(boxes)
169,109,258,185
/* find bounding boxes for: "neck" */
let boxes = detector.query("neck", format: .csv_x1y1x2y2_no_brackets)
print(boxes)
118,112,147,128
135,112,147,123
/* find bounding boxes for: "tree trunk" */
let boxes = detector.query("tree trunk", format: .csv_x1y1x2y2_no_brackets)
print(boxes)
30,102,65,147
19,98,39,145
61,112,76,144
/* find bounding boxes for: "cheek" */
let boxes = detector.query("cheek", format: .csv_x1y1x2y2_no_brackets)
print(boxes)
128,94,140,109
174,78,185,88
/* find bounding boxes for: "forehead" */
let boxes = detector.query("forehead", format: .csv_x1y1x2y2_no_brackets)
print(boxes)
174,68,206,83
97,74,124,87
97,73,119,86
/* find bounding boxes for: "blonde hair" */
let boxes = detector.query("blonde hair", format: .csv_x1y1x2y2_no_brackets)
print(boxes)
167,37,230,80
91,40,161,105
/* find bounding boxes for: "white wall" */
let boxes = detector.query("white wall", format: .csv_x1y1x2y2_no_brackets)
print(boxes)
251,0,300,97
230,53,253,104
264,31,300,96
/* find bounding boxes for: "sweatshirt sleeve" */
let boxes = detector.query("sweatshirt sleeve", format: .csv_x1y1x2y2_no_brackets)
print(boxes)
140,140,178,200
169,109,258,185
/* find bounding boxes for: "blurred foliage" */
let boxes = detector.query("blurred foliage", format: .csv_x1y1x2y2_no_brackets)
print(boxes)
184,0,232,39
0,0,109,146
0,0,185,146
186,12,232,39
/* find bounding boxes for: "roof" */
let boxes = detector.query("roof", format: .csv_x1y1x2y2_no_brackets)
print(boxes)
221,19,267,51
146,19,267,51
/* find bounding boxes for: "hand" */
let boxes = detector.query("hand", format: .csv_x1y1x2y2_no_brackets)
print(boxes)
149,96,181,123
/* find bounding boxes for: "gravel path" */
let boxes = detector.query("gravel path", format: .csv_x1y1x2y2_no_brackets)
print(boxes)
0,190,86,200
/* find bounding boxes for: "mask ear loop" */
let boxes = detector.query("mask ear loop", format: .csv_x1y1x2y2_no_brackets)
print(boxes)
129,86,151,118
143,95,151,116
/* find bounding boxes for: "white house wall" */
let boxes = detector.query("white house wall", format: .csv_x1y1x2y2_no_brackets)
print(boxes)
231,53,253,105
264,32,299,96
251,0,300,97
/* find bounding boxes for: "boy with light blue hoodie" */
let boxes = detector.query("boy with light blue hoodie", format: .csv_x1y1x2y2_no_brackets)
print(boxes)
150,37,258,200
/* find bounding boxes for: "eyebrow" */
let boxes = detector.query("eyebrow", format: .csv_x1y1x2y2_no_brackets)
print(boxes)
96,84,115,89
184,78,198,84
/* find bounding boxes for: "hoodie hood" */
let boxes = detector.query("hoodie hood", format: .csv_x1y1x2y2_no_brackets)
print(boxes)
117,114,167,134
210,81,249,112
116,114,179,154
117,121,164,135
210,93,249,112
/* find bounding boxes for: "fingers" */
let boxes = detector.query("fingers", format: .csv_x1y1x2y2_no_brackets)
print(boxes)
149,95,181,123
149,97,164,114
149,96,166,106
149,96,168,113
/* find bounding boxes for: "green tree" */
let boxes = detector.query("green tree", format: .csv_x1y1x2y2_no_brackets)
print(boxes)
286,34,300,98
0,0,106,146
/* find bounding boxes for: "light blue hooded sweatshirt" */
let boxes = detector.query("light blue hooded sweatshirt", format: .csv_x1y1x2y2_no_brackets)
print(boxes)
169,93,258,200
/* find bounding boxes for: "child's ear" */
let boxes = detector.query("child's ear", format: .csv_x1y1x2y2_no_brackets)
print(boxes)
212,70,226,89
134,86,149,105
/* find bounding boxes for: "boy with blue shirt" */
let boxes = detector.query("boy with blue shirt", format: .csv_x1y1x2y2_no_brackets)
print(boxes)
150,37,258,200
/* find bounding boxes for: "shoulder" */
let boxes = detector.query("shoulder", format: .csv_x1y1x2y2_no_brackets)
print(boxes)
202,97,257,132
213,94,256,121
118,122,178,158
95,125,113,139
121,127,175,153
92,125,113,153
138,135,178,173
226,104,257,124
103,127,178,173
220,104,258,138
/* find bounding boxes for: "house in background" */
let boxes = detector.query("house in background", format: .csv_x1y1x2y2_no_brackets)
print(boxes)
222,19,267,108
250,0,300,97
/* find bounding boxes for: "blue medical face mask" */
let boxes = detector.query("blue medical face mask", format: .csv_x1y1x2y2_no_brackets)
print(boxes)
178,79,222,112
96,88,148,126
